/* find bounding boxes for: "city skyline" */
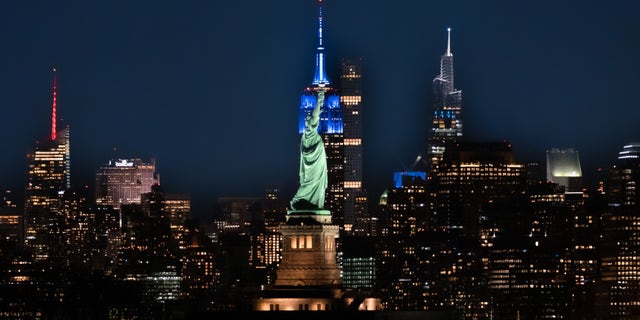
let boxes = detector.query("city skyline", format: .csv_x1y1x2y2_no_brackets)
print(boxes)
2,0,640,217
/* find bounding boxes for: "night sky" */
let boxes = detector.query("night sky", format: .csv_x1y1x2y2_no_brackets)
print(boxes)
2,0,640,218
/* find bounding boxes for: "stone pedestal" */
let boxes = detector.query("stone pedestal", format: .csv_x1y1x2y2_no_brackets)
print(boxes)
274,210,342,287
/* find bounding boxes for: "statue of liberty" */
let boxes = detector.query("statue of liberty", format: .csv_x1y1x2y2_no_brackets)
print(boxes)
290,88,328,210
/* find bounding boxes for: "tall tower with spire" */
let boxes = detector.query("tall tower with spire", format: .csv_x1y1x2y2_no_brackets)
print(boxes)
297,0,344,222
428,28,463,176
253,1,364,311
24,67,71,264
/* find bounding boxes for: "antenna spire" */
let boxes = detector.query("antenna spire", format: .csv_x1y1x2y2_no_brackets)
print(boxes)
312,0,329,85
446,27,452,56
51,67,57,141
318,0,323,47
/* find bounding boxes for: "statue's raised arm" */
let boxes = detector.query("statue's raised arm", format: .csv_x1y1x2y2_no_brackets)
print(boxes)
310,88,324,124
290,87,329,211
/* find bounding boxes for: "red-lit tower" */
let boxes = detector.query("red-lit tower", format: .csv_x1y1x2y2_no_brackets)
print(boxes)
24,67,71,264
51,67,57,141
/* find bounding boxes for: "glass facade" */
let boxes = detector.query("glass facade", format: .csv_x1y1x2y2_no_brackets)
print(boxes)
428,29,463,176
24,126,71,262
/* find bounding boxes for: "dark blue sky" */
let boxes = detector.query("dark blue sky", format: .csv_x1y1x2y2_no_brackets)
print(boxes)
2,0,640,217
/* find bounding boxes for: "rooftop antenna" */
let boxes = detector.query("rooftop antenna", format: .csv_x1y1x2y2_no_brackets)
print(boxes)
312,0,329,86
51,67,57,141
446,27,452,56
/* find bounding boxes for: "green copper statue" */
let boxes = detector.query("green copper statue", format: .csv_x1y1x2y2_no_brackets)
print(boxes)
290,88,328,210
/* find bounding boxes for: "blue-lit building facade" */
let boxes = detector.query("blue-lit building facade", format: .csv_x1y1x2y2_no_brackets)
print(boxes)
297,4,345,221
298,91,342,136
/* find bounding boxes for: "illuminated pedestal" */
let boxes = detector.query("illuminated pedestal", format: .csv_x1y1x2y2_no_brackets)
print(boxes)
254,210,345,311
254,210,382,311
274,210,342,287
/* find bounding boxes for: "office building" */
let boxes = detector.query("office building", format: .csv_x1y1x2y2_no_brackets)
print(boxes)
427,28,463,176
181,227,218,301
377,174,426,311
24,68,71,263
597,143,640,318
546,148,583,192
263,186,287,226
339,58,368,234
431,141,527,317
0,208,23,255
435,141,526,235
216,196,261,233
164,193,191,249
340,236,376,290
95,158,160,209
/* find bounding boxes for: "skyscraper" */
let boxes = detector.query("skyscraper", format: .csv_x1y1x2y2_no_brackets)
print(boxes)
263,6,345,302
24,67,71,263
164,193,191,250
427,28,463,176
339,57,368,235
377,174,426,311
297,1,344,220
597,143,640,318
427,141,526,317
253,2,384,312
95,158,160,209
546,147,583,192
